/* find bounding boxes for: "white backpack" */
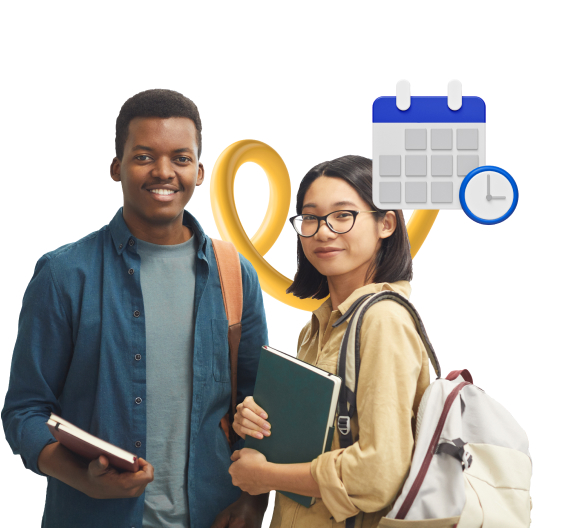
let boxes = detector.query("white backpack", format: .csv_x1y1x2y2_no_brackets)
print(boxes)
334,291,532,528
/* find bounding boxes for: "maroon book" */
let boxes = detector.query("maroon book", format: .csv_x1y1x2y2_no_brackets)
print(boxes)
47,414,139,472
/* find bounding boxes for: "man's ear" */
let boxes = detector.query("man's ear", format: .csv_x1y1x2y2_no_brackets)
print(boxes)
196,162,205,187
380,210,397,239
110,157,121,182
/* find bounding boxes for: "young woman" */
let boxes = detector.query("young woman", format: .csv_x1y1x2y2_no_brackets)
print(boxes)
229,155,431,527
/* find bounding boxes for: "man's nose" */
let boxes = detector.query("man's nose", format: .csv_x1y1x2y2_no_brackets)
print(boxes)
152,157,175,179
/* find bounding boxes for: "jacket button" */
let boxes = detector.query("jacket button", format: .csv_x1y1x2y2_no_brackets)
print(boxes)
135,441,142,448
135,354,142,361
135,397,142,404
128,268,134,275
129,239,135,247
119,243,123,249
133,310,140,318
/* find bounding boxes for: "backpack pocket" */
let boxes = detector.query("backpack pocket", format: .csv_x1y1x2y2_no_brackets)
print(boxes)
378,517,460,527
459,443,531,528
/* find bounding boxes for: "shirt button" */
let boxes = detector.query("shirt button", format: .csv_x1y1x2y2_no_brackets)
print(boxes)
119,243,123,249
135,354,142,361
128,268,134,275
135,441,142,448
135,397,142,404
129,239,135,247
133,310,140,318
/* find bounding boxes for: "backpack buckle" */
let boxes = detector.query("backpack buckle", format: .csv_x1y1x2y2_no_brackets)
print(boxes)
338,415,351,435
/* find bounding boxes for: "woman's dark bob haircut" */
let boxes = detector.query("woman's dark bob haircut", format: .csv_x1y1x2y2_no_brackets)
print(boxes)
287,155,413,300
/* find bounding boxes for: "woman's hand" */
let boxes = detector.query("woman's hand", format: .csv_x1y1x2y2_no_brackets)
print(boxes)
233,396,271,440
229,449,271,495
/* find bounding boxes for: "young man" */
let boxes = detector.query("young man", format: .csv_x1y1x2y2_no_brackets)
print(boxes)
2,89,269,528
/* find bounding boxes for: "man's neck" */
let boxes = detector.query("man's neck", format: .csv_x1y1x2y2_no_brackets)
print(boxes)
123,210,192,245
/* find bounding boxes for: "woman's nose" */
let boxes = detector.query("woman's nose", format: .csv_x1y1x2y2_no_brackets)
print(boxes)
314,220,336,240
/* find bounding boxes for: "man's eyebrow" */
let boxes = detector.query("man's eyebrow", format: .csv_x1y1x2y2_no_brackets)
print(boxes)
132,145,194,154
133,145,154,151
302,200,358,210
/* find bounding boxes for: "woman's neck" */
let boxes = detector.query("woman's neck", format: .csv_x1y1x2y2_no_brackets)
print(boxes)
327,263,371,311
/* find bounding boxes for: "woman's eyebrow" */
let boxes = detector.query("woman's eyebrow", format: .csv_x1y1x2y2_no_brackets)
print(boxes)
302,200,358,211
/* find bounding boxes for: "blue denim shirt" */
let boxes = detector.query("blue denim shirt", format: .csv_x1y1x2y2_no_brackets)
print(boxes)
2,208,268,528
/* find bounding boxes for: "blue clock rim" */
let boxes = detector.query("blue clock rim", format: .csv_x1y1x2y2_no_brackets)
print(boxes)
459,165,519,225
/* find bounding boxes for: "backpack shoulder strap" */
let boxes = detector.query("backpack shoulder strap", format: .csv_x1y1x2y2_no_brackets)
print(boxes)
334,291,441,447
212,239,243,445
334,290,441,528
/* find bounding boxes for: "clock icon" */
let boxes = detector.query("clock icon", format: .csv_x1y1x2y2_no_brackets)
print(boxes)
459,166,518,225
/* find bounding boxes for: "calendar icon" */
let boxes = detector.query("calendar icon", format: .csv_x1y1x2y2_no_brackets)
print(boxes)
373,80,486,209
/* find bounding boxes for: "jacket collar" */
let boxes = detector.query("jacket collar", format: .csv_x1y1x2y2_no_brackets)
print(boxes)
109,207,207,256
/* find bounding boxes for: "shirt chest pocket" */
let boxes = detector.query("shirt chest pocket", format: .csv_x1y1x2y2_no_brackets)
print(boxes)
211,319,230,382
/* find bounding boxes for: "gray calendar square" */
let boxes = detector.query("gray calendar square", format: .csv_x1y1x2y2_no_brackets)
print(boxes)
431,129,452,150
405,129,427,150
457,155,479,176
405,182,427,203
431,182,453,203
379,155,401,176
457,129,478,150
379,182,401,203
405,155,427,176
373,119,486,209
431,155,453,177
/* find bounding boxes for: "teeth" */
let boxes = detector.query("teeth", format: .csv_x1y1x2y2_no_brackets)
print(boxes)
150,189,175,195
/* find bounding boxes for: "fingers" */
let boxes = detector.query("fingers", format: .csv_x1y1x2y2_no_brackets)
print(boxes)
244,396,268,419
235,398,271,440
88,455,110,477
230,450,241,462
137,458,154,482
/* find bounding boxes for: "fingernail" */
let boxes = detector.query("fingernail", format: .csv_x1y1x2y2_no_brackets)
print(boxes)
262,423,270,430
260,412,268,419
256,432,263,439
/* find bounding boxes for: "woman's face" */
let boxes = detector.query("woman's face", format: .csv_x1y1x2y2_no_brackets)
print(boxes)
300,176,383,283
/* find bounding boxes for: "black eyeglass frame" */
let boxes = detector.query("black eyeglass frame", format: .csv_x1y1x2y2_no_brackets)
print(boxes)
288,210,378,238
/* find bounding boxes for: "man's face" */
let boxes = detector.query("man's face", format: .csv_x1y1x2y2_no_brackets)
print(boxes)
111,117,204,230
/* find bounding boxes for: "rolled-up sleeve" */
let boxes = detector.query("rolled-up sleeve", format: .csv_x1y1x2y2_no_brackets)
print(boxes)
310,302,425,522
1,255,74,475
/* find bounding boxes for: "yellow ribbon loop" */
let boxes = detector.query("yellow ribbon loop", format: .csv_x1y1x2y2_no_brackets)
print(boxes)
211,140,438,312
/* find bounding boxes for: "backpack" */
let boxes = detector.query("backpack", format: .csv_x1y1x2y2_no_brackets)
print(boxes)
212,239,243,446
333,291,532,528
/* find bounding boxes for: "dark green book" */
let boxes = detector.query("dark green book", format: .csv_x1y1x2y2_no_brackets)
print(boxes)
245,345,342,507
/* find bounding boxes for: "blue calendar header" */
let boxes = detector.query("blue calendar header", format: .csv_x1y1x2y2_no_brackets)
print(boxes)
373,96,486,123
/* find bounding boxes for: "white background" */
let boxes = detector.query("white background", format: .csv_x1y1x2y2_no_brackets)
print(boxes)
0,1,565,526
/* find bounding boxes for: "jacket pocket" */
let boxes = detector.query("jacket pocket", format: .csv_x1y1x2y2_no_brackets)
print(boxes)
212,319,230,382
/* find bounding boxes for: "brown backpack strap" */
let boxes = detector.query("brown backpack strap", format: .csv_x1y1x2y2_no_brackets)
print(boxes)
212,239,243,445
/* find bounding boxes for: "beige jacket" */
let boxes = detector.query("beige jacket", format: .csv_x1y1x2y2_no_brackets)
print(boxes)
269,281,430,528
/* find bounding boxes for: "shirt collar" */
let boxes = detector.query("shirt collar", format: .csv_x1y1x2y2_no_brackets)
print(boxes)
308,280,412,337
109,207,207,256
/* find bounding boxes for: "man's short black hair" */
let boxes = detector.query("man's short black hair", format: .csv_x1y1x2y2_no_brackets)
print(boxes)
115,89,202,160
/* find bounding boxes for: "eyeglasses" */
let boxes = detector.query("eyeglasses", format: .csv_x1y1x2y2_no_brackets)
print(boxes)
289,210,378,238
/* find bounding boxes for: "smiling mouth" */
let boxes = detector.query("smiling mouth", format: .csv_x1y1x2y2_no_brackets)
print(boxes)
149,189,177,195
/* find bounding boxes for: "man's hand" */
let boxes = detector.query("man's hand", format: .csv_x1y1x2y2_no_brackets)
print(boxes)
210,491,269,528
229,449,271,495
38,442,154,499
85,455,154,499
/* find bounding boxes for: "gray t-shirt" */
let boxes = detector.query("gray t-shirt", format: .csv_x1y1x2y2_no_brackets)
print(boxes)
137,235,197,528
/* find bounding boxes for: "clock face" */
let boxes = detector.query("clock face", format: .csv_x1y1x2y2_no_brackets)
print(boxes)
460,166,518,224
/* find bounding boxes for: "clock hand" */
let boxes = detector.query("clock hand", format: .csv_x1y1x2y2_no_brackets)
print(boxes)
492,196,506,199
486,173,492,201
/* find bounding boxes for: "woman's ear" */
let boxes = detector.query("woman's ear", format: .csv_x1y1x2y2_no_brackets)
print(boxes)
380,211,397,239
